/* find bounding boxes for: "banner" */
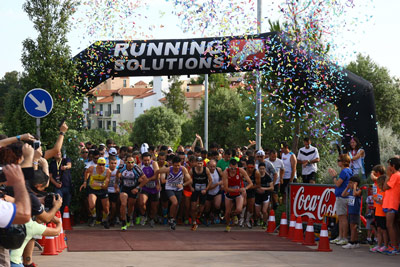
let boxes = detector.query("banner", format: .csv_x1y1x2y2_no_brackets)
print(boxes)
289,183,336,223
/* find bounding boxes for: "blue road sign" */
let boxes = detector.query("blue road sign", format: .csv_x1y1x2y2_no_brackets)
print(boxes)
23,88,54,118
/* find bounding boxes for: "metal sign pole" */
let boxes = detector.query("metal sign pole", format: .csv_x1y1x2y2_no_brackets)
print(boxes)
36,118,40,139
204,74,209,150
255,0,262,150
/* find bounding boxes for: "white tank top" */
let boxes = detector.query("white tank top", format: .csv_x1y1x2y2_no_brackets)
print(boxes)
349,149,365,174
108,168,118,193
282,152,296,179
208,169,221,196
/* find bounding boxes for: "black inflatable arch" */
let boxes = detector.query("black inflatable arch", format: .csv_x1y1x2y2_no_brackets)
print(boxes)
74,32,379,173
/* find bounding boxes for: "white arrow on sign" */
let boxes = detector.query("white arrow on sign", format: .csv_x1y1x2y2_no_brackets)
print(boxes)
28,93,47,113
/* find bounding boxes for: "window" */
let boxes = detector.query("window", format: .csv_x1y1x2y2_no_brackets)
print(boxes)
140,103,143,107
123,79,127,87
117,104,120,113
100,104,103,112
135,103,136,107
98,120,103,129
107,120,111,130
113,121,117,132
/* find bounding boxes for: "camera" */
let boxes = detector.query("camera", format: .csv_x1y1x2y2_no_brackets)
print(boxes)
33,140,41,150
44,192,60,211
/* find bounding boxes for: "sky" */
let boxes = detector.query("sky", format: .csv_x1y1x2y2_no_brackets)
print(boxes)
1,0,399,82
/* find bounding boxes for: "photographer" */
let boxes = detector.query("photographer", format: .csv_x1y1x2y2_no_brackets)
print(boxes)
0,164,31,267
49,151,72,215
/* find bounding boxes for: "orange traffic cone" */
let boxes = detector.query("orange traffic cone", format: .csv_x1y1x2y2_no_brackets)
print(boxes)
56,211,67,250
292,216,304,243
266,209,276,233
279,212,288,237
41,235,59,255
62,206,72,230
287,214,296,240
303,218,316,246
317,222,332,252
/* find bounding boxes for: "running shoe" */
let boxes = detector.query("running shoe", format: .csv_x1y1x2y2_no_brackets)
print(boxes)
224,225,231,232
149,219,155,228
191,224,198,231
126,221,131,228
377,246,388,253
135,216,141,225
95,220,102,225
140,216,147,226
121,225,127,231
369,245,381,252
88,217,95,227
171,220,177,230
330,237,341,244
337,239,348,246
103,220,110,229
353,243,360,248
342,243,355,249
383,246,399,255
233,216,239,225
246,220,252,229
238,217,244,227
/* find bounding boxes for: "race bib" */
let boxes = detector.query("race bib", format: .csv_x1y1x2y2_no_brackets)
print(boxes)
377,194,383,201
372,185,377,195
123,179,136,187
195,184,206,191
348,196,355,206
146,181,156,188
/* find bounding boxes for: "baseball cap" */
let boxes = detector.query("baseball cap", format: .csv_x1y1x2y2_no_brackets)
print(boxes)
256,150,265,156
97,157,106,164
109,147,117,156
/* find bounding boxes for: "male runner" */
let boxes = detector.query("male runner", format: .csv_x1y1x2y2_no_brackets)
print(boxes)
138,152,160,227
240,158,260,228
80,157,111,229
159,156,192,230
255,162,274,228
107,156,119,226
116,156,147,230
205,159,223,224
189,157,212,230
222,159,253,232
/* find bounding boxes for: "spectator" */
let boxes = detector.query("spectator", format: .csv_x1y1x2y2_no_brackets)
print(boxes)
49,151,72,215
328,154,352,246
268,149,285,210
348,137,366,179
382,157,400,255
297,137,320,184
0,165,31,267
280,142,297,204
341,175,362,249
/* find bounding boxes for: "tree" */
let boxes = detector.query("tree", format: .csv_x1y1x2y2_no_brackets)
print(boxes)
163,76,188,115
0,71,22,121
347,54,400,131
130,106,182,146
188,87,249,148
16,0,84,146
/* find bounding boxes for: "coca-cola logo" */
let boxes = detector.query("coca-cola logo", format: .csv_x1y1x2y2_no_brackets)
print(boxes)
293,186,336,221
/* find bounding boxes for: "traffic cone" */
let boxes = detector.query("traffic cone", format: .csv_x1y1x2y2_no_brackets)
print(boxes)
62,206,72,230
317,222,332,252
303,218,316,246
287,214,296,240
292,216,304,243
56,211,67,250
266,209,276,233
41,235,59,255
279,212,288,237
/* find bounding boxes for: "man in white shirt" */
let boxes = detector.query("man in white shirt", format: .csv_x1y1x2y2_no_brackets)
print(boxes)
297,137,320,184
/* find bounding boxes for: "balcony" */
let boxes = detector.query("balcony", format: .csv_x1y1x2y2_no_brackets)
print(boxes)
104,111,112,117
113,110,120,114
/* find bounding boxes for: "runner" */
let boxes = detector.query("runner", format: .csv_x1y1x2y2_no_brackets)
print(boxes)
240,158,260,228
268,149,284,210
80,157,111,229
255,162,274,229
280,142,297,204
204,159,223,224
115,156,147,230
159,156,192,230
188,157,212,230
138,152,160,227
222,159,253,232
107,156,119,227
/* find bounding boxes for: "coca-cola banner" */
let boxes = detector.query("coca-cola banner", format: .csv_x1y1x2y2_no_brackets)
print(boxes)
289,184,336,223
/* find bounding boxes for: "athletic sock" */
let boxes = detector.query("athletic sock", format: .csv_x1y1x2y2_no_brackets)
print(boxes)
240,207,246,219
246,212,252,222
102,212,108,222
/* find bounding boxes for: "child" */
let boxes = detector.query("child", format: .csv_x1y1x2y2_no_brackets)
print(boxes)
370,175,389,253
341,175,362,249
365,185,376,245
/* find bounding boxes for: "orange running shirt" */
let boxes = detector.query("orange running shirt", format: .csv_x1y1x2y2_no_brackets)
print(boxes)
382,172,400,211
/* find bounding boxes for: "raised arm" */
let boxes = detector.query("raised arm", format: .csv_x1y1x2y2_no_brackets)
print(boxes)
44,122,68,160
0,133,35,147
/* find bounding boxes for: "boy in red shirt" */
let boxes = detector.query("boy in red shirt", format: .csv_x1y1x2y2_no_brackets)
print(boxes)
382,158,400,255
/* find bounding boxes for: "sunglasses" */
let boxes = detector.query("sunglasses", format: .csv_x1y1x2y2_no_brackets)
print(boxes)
98,164,105,166
127,161,135,164
82,151,89,154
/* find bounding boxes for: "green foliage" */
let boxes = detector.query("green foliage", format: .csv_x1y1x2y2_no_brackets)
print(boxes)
190,74,230,91
0,71,22,121
190,87,249,148
74,129,131,147
18,0,84,147
163,76,188,115
130,106,183,146
347,54,400,131
377,125,400,164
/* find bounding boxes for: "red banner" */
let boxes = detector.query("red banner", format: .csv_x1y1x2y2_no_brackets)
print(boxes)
289,184,336,223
